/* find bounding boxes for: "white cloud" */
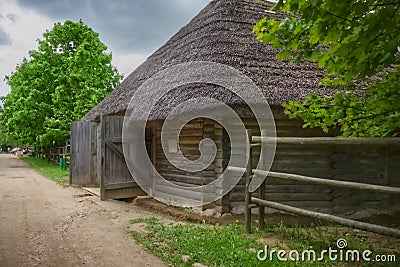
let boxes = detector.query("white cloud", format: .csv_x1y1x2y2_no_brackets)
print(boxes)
112,52,148,78
0,0,53,96
0,0,211,98
0,0,149,97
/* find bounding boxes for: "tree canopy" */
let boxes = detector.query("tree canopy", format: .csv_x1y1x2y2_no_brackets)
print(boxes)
253,0,400,137
1,20,122,145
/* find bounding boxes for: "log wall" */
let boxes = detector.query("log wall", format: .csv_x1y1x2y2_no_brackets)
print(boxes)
227,118,400,217
152,118,224,209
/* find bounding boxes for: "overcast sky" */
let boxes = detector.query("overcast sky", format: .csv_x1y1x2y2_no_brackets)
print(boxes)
0,0,210,97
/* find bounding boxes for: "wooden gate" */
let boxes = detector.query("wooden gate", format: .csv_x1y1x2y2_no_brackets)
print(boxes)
70,121,99,186
100,116,146,200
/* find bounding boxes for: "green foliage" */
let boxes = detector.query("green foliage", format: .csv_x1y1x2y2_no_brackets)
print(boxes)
283,71,400,137
0,123,18,148
0,105,17,147
1,20,122,145
253,0,400,137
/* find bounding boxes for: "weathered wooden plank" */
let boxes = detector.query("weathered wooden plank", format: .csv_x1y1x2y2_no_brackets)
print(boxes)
103,181,138,190
245,129,252,233
105,141,124,159
253,136,400,146
155,183,202,200
230,192,333,202
229,167,400,195
161,173,204,185
69,122,77,185
178,130,204,137
82,187,100,196
70,121,99,186
251,198,400,238
264,185,333,193
103,187,146,200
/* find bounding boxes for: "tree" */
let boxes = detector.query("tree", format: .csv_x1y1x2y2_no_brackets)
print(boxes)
1,20,122,145
253,0,400,137
0,102,17,148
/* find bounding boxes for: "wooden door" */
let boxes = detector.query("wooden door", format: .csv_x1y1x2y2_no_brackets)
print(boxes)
100,116,146,200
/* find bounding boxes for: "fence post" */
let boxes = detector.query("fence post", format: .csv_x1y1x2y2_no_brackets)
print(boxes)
258,130,267,231
245,129,252,233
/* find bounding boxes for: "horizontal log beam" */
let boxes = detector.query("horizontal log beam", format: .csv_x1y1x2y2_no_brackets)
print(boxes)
251,198,400,238
227,166,400,195
266,171,400,195
252,137,400,146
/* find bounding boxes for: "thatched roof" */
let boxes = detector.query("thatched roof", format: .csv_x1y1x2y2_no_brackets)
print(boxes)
84,0,332,122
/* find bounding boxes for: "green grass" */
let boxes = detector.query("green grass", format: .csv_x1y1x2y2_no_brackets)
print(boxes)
130,218,399,267
20,156,69,186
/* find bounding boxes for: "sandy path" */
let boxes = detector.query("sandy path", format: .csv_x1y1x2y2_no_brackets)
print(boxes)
0,154,167,267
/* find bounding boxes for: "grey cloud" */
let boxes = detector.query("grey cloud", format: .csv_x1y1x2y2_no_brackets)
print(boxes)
6,14,17,23
16,0,210,53
0,27,11,46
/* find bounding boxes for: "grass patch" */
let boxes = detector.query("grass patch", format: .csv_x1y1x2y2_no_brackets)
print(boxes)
130,218,399,267
20,156,69,186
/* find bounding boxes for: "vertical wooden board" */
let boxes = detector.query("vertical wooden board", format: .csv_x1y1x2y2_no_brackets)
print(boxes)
97,124,101,185
90,123,98,185
69,122,77,185
80,123,86,184
70,121,99,186
100,116,105,199
386,149,400,186
85,123,91,184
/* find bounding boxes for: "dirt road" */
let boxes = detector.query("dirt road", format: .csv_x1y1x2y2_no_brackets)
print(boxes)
0,154,167,267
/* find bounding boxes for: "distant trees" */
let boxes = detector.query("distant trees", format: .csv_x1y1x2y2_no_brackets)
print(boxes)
254,0,400,137
1,20,122,145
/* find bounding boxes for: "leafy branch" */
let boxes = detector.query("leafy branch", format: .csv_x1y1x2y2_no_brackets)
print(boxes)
254,0,400,137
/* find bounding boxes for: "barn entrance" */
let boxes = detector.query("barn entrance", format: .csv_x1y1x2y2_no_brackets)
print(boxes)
70,116,147,200
100,116,146,200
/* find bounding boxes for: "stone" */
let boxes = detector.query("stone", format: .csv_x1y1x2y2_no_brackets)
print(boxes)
182,255,191,262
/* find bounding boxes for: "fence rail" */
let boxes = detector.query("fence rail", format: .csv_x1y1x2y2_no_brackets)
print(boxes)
229,166,400,195
33,143,70,167
229,130,400,238
252,136,400,146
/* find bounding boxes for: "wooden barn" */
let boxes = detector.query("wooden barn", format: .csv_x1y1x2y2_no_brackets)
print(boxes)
70,0,400,217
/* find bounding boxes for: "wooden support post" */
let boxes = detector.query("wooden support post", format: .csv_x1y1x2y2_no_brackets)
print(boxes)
245,129,252,233
151,127,157,195
259,180,265,231
258,129,267,231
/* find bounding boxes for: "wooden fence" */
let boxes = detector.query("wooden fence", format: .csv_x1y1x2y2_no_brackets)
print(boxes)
228,130,400,238
70,121,99,186
33,143,70,166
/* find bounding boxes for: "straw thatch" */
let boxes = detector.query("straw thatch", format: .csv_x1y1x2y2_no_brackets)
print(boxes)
84,0,333,122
